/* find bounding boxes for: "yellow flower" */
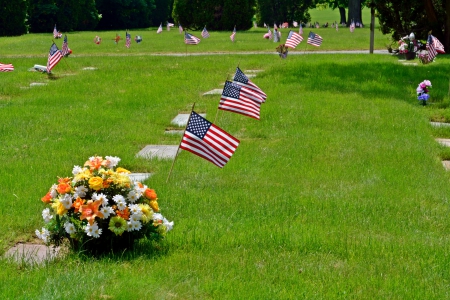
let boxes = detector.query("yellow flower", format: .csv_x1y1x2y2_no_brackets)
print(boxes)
149,200,159,212
116,167,131,174
138,204,153,223
88,176,104,191
74,169,92,182
51,200,68,216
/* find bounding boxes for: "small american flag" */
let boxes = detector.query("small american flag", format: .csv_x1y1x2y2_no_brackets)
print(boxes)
53,25,62,39
180,111,240,168
201,27,210,38
185,32,200,45
263,27,272,40
293,21,298,27
230,26,236,42
125,32,131,48
299,23,303,35
285,30,303,49
61,35,70,56
179,24,183,34
233,67,267,101
350,21,355,33
307,31,322,47
47,43,62,73
157,24,163,33
0,63,14,72
426,35,437,62
220,81,262,120
431,35,445,53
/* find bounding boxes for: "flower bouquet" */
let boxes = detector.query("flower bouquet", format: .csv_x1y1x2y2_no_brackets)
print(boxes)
36,156,173,254
416,80,432,105
398,34,418,60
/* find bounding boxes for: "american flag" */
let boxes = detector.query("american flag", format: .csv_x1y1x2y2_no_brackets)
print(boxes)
299,23,303,35
274,23,278,30
293,21,298,27
179,24,183,34
157,24,163,33
185,32,200,45
233,67,267,101
285,30,303,49
264,23,267,28
350,21,355,33
430,35,445,53
180,111,240,168
307,31,322,47
201,27,210,38
219,81,262,119
0,63,14,72
61,35,69,56
426,35,437,62
230,26,236,42
47,43,62,73
125,32,131,48
53,25,62,38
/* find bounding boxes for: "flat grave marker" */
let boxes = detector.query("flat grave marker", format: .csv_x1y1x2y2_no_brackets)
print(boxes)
137,145,179,160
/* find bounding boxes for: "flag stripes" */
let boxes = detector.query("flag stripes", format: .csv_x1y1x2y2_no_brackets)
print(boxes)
219,81,261,120
307,32,322,47
0,63,14,72
285,30,303,49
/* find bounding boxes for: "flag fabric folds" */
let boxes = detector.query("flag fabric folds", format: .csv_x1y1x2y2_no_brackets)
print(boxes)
233,67,267,101
178,24,183,34
219,81,262,120
184,32,200,45
293,21,298,27
157,24,163,33
167,22,174,31
53,25,62,39
350,21,355,33
230,27,236,42
263,27,272,40
0,63,14,72
125,32,131,48
299,24,303,35
285,30,303,49
201,27,210,38
426,35,438,62
47,43,62,73
307,32,323,47
430,35,445,53
61,35,70,56
180,111,240,168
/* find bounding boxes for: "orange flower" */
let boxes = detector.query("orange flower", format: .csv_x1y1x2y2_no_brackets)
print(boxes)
57,182,71,194
72,197,85,212
116,207,130,220
79,199,104,225
144,188,157,200
84,156,106,170
41,192,52,204
149,200,159,212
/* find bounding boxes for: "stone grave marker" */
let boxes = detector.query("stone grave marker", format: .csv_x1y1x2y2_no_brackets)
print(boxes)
5,243,60,265
137,145,179,160
171,113,206,127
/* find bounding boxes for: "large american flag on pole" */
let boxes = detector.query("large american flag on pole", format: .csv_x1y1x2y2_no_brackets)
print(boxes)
185,32,200,45
180,111,240,168
307,31,323,47
46,43,62,73
61,35,69,56
285,30,303,49
426,34,437,62
219,81,262,120
0,63,14,72
232,67,267,101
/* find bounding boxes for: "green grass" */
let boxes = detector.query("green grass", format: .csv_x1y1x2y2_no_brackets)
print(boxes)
1,30,450,299
310,6,377,27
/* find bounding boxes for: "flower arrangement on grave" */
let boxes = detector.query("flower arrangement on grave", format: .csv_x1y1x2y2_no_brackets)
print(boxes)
276,44,289,59
416,80,432,105
36,156,173,253
398,33,417,54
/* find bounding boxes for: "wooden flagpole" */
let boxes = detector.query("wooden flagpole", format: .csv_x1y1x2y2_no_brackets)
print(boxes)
166,102,196,183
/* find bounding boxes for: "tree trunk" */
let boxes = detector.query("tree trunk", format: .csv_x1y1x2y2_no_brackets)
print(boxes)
339,7,346,24
370,6,375,53
347,0,361,26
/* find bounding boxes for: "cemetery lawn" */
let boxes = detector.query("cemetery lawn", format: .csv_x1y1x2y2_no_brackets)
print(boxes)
1,30,450,298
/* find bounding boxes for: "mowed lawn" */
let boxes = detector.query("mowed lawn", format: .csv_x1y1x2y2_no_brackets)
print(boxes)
0,27,450,299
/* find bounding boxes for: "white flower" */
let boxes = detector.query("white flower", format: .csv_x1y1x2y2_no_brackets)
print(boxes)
153,213,163,221
74,185,88,198
130,213,142,222
72,165,83,175
128,204,142,215
130,220,142,231
127,190,139,203
105,156,121,168
164,219,174,232
60,194,73,209
35,228,50,243
116,201,127,211
126,221,134,232
64,222,76,234
42,208,53,223
50,184,58,198
100,206,115,218
93,193,109,206
152,213,174,231
113,194,125,203
85,222,102,238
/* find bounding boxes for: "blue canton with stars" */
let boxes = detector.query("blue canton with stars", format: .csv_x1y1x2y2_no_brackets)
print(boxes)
222,81,241,100
234,68,249,84
186,112,212,139
49,43,59,55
